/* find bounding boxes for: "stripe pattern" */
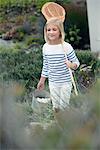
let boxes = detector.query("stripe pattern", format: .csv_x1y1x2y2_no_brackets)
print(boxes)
41,42,79,85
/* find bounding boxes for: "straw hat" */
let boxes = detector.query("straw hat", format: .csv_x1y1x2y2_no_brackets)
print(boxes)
41,2,66,22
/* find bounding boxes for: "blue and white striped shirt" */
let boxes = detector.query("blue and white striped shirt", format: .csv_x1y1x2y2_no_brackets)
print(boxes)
41,41,80,85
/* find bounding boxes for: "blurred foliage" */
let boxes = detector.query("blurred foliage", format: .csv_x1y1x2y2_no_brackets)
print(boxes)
0,46,42,91
0,79,100,149
76,50,95,65
0,3,99,150
0,0,33,9
65,25,82,48
64,2,89,49
75,51,100,93
0,0,71,10
34,0,51,11
0,46,99,102
0,0,89,49
34,0,71,11
28,15,37,23
25,36,44,46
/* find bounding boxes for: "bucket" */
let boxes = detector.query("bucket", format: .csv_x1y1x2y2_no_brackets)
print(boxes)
31,89,51,114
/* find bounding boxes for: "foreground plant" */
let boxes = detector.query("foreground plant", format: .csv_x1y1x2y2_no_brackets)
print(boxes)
0,79,100,149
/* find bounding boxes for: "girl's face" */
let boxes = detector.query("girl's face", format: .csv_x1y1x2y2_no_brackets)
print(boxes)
46,24,61,44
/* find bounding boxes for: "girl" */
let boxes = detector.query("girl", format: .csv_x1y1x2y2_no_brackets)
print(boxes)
37,18,80,112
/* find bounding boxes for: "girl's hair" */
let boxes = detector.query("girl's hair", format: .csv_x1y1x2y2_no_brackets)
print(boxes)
44,18,65,43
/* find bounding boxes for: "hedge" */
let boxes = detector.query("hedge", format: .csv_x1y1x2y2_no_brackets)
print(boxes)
0,47,100,92
0,47,42,89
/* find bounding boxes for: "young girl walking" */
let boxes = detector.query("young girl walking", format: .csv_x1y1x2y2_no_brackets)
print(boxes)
37,18,80,113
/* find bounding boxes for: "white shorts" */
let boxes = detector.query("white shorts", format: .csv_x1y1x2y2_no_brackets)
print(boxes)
49,82,72,110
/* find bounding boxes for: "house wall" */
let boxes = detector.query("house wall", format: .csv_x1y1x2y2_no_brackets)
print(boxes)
87,0,100,52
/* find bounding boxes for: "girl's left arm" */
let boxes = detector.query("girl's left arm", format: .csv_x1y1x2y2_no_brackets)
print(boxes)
65,60,78,70
66,49,80,70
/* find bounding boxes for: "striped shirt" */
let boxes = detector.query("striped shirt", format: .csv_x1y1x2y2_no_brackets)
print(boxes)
41,41,80,85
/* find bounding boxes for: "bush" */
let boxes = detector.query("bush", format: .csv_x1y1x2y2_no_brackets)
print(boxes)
75,51,100,93
1,80,100,149
64,3,89,49
0,46,42,90
65,25,81,49
76,50,96,65
0,47,99,102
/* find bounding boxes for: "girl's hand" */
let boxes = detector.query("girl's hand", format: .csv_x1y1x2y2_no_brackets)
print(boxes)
37,76,46,90
37,81,45,90
65,60,72,68
65,60,77,70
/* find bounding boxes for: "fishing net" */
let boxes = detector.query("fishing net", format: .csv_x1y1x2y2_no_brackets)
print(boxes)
41,2,66,22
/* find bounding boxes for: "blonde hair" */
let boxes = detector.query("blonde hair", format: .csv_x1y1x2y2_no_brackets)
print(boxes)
44,18,65,43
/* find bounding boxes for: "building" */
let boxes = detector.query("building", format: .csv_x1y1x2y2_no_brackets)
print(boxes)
87,0,100,53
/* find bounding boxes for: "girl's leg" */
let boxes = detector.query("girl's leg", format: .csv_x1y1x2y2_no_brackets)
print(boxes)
60,83,72,110
52,83,72,129
49,85,61,111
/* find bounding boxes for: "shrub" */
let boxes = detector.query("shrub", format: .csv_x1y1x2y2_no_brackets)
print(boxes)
34,0,51,11
0,46,42,90
76,50,96,65
64,3,89,49
65,25,82,49
75,51,100,93
0,47,99,102
1,80,100,149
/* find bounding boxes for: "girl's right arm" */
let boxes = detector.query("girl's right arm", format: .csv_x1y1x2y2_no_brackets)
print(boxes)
37,45,48,90
37,76,46,90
